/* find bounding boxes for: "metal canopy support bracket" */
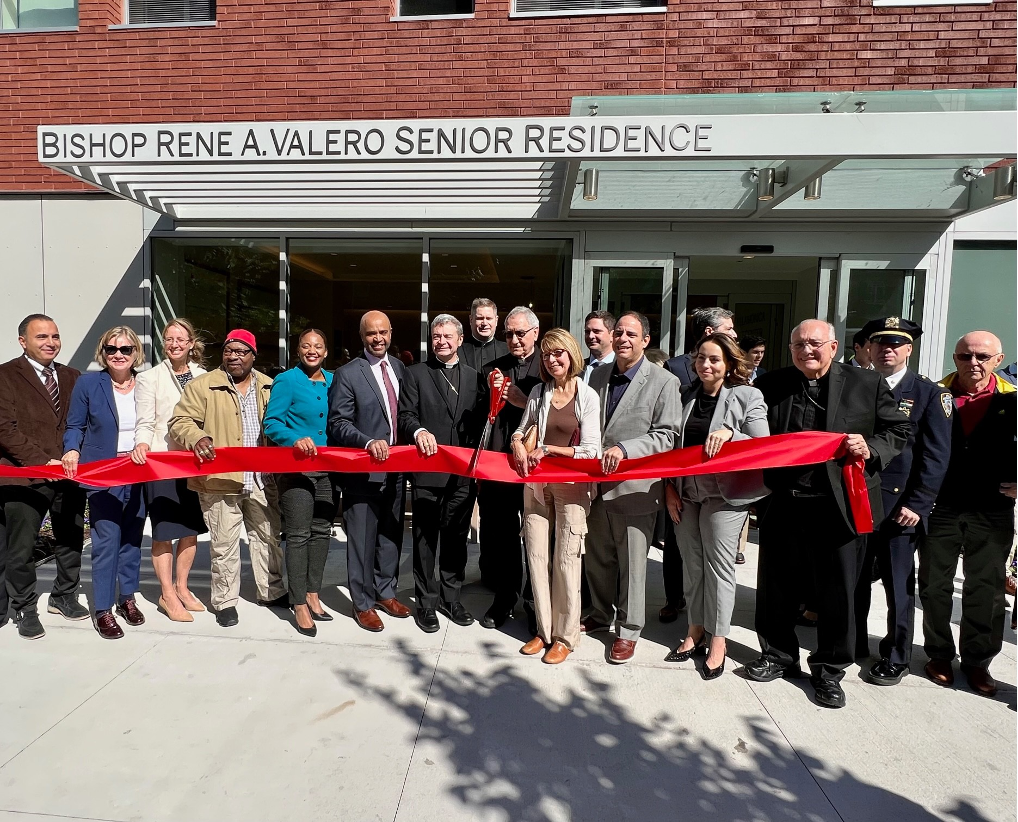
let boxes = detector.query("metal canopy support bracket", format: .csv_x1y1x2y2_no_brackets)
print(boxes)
963,164,1017,219
749,159,846,218
559,160,581,220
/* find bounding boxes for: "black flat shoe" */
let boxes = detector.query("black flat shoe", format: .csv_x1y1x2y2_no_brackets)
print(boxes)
437,601,474,627
480,605,512,630
310,609,334,622
665,635,707,663
702,658,725,680
744,656,802,682
415,607,441,633
812,678,846,709
866,658,909,686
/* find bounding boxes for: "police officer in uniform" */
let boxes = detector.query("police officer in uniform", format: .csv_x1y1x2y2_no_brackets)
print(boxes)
853,318,953,685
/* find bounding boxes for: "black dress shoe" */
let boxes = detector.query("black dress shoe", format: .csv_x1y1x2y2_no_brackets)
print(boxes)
665,635,707,663
15,609,45,640
438,601,474,627
744,656,802,682
257,594,290,609
480,605,511,629
309,608,334,622
415,607,441,633
735,552,746,565
867,658,909,686
216,606,239,627
48,594,90,621
812,678,846,709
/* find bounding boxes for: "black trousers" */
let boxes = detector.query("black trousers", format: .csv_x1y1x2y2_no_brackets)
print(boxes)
477,479,533,614
756,492,866,684
854,520,919,664
661,511,685,608
412,480,475,609
1,481,86,613
342,474,405,613
279,472,338,606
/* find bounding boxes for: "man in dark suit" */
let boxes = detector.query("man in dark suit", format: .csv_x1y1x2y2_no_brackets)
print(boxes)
747,319,909,708
398,314,486,633
920,330,1016,697
0,314,87,639
665,307,737,386
740,334,768,384
478,306,543,631
852,318,952,685
327,310,411,632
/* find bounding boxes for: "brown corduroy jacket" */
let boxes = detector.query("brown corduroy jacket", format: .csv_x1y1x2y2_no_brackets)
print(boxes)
0,355,81,486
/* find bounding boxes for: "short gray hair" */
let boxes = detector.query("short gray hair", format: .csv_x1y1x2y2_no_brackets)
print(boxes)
690,307,734,338
431,314,463,336
505,306,539,329
790,319,836,343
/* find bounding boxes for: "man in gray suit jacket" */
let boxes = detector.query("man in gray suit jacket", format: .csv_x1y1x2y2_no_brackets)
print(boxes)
327,310,412,633
585,311,682,663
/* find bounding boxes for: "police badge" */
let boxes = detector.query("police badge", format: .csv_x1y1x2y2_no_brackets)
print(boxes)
940,393,954,418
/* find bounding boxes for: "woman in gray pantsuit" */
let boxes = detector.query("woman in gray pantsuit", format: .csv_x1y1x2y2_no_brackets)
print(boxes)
664,333,770,679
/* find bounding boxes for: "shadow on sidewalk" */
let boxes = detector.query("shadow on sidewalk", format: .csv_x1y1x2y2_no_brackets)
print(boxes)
335,637,986,822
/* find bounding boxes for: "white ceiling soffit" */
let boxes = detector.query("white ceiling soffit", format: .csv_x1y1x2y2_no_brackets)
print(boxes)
37,111,1017,221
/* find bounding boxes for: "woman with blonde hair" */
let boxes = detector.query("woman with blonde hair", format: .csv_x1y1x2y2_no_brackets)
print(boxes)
130,318,208,622
665,333,770,678
62,326,148,639
511,328,601,664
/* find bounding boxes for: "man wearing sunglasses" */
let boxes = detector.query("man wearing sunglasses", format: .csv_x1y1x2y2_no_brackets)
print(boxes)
920,331,1016,697
169,329,286,628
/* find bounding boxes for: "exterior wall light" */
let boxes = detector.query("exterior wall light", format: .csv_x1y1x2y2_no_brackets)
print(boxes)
804,176,823,201
751,167,787,201
583,167,599,201
993,163,1016,201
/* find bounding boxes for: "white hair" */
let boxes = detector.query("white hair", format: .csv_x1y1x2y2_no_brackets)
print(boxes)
790,320,836,343
431,314,463,336
505,306,539,329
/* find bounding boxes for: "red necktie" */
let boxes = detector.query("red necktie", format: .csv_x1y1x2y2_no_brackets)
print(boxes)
379,361,399,444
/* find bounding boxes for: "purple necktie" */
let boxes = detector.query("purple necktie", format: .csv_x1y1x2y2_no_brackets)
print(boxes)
42,366,60,415
379,361,399,443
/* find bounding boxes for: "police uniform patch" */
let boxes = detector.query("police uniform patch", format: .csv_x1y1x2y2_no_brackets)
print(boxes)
940,392,954,418
898,398,915,417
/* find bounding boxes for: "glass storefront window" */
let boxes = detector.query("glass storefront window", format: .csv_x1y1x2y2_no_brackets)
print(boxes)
844,268,926,366
1,0,77,29
429,239,571,343
288,239,423,368
152,238,281,372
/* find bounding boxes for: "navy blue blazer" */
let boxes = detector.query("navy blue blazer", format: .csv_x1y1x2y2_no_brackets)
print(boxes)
63,372,131,488
327,353,405,484
878,370,953,530
664,353,696,386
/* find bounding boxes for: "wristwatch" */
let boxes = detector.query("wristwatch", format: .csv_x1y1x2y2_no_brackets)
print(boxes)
541,445,549,455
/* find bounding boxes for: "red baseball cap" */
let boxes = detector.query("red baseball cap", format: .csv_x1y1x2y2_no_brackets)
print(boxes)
224,329,257,354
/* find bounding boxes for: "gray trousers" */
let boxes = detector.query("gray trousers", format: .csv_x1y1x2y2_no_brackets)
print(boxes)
585,496,656,641
919,506,1015,669
674,475,749,638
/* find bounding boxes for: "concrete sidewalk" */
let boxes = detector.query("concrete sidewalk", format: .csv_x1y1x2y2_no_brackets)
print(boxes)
1,526,1015,822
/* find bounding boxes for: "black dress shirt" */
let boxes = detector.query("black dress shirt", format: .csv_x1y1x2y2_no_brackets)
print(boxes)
606,356,645,423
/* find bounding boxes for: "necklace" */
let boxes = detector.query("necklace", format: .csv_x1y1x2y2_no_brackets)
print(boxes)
112,374,135,392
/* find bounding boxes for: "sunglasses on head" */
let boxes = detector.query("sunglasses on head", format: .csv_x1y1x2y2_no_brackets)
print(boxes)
103,345,135,356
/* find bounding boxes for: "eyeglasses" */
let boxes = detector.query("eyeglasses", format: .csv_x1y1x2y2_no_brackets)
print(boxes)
954,352,998,363
163,337,191,345
790,340,834,352
542,349,567,360
223,347,254,357
103,345,135,356
507,327,536,340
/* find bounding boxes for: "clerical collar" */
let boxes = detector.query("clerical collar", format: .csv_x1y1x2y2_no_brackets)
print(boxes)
443,358,459,369
518,352,533,366
472,335,494,345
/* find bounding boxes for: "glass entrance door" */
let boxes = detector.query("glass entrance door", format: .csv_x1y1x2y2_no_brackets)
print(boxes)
585,255,675,353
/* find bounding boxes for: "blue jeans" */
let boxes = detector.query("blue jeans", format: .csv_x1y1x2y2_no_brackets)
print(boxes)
88,485,145,611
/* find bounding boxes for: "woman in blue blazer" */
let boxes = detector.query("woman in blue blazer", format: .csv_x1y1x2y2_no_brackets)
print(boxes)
263,329,337,637
62,327,147,640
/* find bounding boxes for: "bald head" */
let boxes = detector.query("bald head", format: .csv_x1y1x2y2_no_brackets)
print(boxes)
953,330,1005,393
789,319,838,379
360,311,392,359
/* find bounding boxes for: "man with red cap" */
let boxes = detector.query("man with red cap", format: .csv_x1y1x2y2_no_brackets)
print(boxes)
169,329,286,627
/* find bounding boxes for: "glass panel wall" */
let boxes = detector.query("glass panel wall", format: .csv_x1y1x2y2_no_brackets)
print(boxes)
288,239,423,369
1,0,77,29
844,268,926,367
151,238,281,372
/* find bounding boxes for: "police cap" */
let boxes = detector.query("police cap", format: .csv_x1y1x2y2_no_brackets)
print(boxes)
862,317,923,347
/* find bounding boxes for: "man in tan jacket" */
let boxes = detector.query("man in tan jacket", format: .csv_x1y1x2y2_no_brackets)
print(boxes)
169,329,285,627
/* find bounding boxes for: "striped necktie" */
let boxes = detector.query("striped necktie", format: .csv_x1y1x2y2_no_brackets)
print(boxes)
41,366,60,415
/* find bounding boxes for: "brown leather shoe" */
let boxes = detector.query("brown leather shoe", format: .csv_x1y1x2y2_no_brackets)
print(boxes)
376,598,411,618
95,610,124,640
543,640,571,665
924,658,954,686
354,608,385,632
520,636,546,655
115,598,145,626
609,638,636,664
961,664,997,697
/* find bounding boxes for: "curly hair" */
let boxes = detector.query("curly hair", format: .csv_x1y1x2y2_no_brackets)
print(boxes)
693,333,752,386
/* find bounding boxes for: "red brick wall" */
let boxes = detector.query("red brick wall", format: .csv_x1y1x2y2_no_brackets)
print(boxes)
2,0,1014,191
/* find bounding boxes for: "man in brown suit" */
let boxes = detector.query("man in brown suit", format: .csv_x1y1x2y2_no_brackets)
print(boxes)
0,314,87,638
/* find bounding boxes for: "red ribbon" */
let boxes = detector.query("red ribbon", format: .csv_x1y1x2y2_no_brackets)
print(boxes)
3,431,873,533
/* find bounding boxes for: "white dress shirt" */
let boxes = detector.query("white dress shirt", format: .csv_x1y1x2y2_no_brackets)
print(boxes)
364,349,400,444
884,368,907,391
25,355,49,385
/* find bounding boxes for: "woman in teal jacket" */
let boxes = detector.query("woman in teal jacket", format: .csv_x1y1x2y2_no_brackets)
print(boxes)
263,329,337,637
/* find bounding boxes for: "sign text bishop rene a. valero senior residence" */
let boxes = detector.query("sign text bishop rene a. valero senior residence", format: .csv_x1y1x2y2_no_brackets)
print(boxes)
38,118,715,164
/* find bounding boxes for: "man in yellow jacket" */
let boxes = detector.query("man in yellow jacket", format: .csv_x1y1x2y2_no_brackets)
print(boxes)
169,329,286,627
